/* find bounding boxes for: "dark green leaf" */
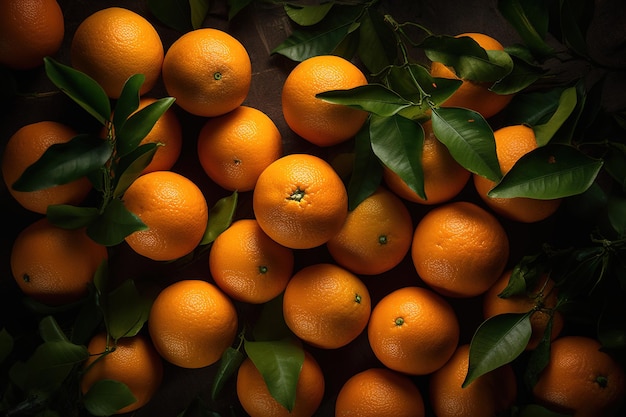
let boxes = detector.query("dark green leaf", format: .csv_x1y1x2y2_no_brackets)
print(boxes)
105,280,152,340
331,23,361,59
605,142,626,191
316,84,412,117
533,86,578,146
244,338,304,412
0,328,14,364
501,88,564,126
116,97,175,157
519,404,570,417
497,0,554,57
83,379,137,416
488,144,603,199
370,114,425,200
39,316,69,343
431,107,501,182
524,319,553,388
490,53,544,95
608,195,626,237
463,312,532,387
71,295,104,345
252,293,292,342
501,253,546,298
113,143,159,198
211,346,246,401
357,8,398,75
190,0,211,29
44,57,111,125
112,74,144,134
559,0,592,59
87,198,147,246
147,0,192,33
46,205,100,230
284,2,334,26
201,191,238,245
347,121,383,211
12,134,112,192
228,0,254,20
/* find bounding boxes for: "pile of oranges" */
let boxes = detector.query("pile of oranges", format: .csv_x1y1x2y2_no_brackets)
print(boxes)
1,1,625,417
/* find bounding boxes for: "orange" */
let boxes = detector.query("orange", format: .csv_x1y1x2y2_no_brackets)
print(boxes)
281,55,369,147
473,124,562,223
383,121,471,205
0,0,64,70
197,105,283,192
429,344,517,417
252,153,348,249
533,336,626,417
80,332,163,414
10,218,108,306
282,263,371,349
335,367,425,417
367,286,459,375
483,269,564,350
236,350,324,417
122,171,208,261
70,7,164,99
209,218,294,304
2,121,92,214
148,279,238,369
162,28,251,117
411,201,510,298
326,186,413,275
430,32,514,119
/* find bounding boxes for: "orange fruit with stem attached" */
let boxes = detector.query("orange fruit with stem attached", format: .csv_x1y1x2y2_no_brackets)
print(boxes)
411,201,510,298
10,218,108,306
252,153,348,249
162,28,251,117
209,219,294,304
80,332,164,415
148,279,238,369
197,105,283,192
282,263,371,349
335,367,426,417
0,0,65,69
367,286,459,375
70,7,164,99
281,55,369,147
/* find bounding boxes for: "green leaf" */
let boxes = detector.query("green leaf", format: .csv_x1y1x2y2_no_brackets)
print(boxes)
501,88,564,126
316,84,412,117
71,295,104,345
82,379,137,416
519,404,570,417
252,294,292,342
501,253,546,298
39,316,69,343
201,191,238,245
190,0,211,29
559,0,592,59
112,74,144,134
497,0,555,57
490,53,544,95
0,328,14,364
431,107,501,182
524,319,554,388
347,121,383,211
533,86,578,146
211,346,246,401
228,0,254,20
113,143,159,198
488,144,603,199
44,57,111,125
104,280,152,340
357,8,398,75
463,312,532,387
284,2,334,26
46,205,100,230
244,338,304,412
116,97,175,157
12,134,112,192
87,198,147,246
370,114,425,200
147,0,192,33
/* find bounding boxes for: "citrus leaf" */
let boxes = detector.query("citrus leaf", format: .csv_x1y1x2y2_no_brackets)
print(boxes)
105,280,152,340
244,338,304,412
559,0,591,59
112,74,144,134
347,120,383,211
490,53,544,95
316,84,412,117
488,144,603,199
533,86,578,146
519,404,570,417
524,319,554,388
83,379,137,416
370,114,425,200
0,328,14,365
87,198,147,246
147,0,192,32
252,294,292,342
201,191,238,245
357,8,397,75
211,346,245,401
190,0,211,29
12,134,112,192
116,97,175,157
44,57,111,125
284,2,334,26
463,312,532,387
501,252,546,298
46,205,100,230
228,0,254,20
431,107,501,182
39,316,69,343
113,143,159,198
497,0,554,57
500,88,564,126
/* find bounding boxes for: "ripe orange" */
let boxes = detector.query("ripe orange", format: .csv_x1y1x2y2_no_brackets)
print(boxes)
162,28,251,117
430,32,514,119
197,105,283,192
411,201,510,298
282,263,371,349
281,55,369,147
2,121,92,214
0,0,64,70
483,269,564,350
81,332,163,414
533,336,626,417
148,279,238,369
429,344,517,417
335,367,425,417
122,171,208,261
326,186,413,275
367,286,459,375
252,153,348,249
383,121,470,205
209,219,294,304
236,350,324,417
70,7,164,99
473,124,562,223
10,218,108,306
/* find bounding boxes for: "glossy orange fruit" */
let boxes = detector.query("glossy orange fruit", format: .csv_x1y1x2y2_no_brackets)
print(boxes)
367,286,459,375
411,201,510,298
282,263,371,349
148,279,238,369
282,55,369,147
162,28,251,117
252,153,348,249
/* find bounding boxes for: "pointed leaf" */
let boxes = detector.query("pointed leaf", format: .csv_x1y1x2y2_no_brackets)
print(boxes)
317,84,412,117
488,144,603,199
190,0,211,29
357,8,398,75
201,191,238,245
23,339,89,391
284,2,334,26
490,53,544,95
211,346,246,401
105,280,152,340
87,198,147,246
252,294,292,342
113,143,159,198
46,205,100,230
501,88,564,126
147,0,192,32
347,121,383,210
39,316,69,343
524,319,554,388
116,97,175,157
498,0,555,57
83,379,137,416
533,86,578,146
112,74,144,133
